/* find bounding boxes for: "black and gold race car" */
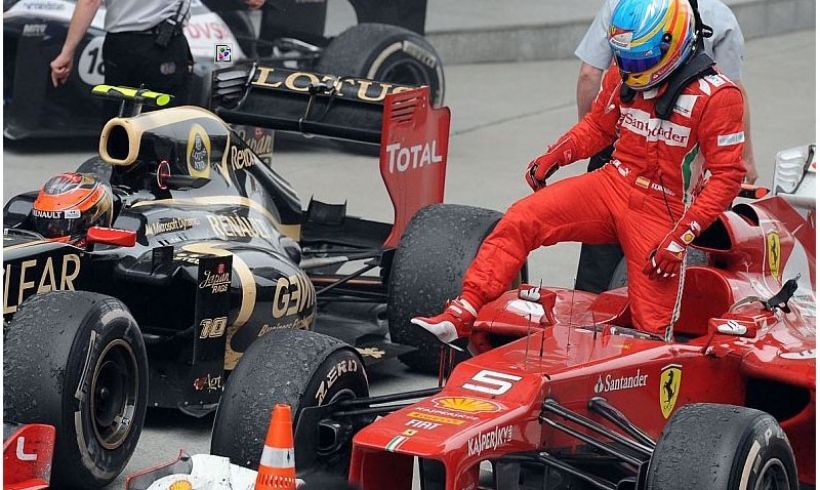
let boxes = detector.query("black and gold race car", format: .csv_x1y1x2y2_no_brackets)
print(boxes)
2,66,498,487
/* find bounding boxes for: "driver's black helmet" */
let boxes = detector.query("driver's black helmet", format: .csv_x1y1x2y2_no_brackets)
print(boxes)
31,173,113,239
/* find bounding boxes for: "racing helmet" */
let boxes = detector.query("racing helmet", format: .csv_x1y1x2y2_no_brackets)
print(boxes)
31,173,113,239
609,0,697,90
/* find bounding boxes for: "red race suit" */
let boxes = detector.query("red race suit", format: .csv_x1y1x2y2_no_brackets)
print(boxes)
462,64,745,335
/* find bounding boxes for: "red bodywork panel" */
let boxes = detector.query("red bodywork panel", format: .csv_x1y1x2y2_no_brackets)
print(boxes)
3,424,55,490
379,87,450,248
351,196,816,489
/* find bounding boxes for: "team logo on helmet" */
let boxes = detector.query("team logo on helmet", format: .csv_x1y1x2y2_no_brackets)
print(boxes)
609,27,633,49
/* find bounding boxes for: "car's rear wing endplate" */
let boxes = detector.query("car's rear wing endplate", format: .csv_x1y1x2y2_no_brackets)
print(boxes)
211,64,452,248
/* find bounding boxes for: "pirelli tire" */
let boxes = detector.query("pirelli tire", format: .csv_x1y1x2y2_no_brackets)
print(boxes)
646,403,799,490
315,23,445,107
211,329,369,476
388,204,518,374
3,291,148,489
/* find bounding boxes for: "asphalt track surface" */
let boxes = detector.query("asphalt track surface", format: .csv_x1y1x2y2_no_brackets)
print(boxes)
1,30,815,488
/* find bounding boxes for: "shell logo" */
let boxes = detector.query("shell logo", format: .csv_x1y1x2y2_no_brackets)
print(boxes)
432,397,502,413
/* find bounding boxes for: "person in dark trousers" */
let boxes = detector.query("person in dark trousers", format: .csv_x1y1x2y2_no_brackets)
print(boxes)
573,0,755,294
50,0,195,104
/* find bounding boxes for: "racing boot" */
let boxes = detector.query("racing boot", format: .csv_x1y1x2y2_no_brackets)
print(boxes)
411,297,478,344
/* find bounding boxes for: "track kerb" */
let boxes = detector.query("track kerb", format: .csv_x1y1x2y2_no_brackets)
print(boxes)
255,404,297,490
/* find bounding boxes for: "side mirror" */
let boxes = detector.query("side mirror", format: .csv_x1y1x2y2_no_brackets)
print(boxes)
87,226,137,247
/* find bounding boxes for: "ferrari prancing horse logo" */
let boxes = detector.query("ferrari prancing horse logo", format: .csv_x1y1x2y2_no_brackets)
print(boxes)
767,231,781,282
659,364,682,419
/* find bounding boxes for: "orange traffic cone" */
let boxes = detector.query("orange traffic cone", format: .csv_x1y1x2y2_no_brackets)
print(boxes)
255,404,297,490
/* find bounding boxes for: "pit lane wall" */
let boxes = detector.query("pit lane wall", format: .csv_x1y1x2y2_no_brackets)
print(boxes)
426,0,815,64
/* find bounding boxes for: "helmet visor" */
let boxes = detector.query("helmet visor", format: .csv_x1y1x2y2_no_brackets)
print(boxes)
614,51,664,74
32,211,89,238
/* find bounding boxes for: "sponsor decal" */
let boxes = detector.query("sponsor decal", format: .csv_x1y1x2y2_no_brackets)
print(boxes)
65,209,81,219
252,67,412,103
229,145,257,172
704,74,727,87
609,28,633,48
659,364,682,419
767,231,781,282
184,20,229,41
716,320,747,335
146,217,200,237
384,141,442,174
315,359,359,404
467,425,513,457
272,273,316,319
199,264,231,293
215,44,233,62
193,373,223,392
681,230,696,244
402,429,417,436
199,316,228,339
22,24,47,37
174,250,205,265
620,108,691,147
31,209,63,219
593,369,648,394
672,94,698,118
406,411,466,426
187,124,211,178
406,419,441,430
4,254,82,314
697,78,712,96
432,397,502,414
717,131,745,147
356,347,386,359
207,213,275,240
779,349,816,360
401,40,437,68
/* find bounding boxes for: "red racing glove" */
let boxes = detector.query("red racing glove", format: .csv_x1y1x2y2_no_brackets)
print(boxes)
644,217,702,280
525,137,576,191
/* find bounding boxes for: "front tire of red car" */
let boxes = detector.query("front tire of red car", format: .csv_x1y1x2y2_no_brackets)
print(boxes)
646,403,799,490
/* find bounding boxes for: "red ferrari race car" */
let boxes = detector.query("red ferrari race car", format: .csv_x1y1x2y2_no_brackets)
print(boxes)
202,144,815,489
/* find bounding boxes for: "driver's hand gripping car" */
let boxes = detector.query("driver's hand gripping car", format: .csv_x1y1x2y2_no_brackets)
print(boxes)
413,0,745,341
31,172,114,247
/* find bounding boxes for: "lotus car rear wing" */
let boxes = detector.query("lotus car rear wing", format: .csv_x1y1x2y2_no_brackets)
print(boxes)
211,64,452,248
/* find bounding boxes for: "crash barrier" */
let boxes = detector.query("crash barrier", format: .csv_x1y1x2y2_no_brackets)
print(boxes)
255,404,297,490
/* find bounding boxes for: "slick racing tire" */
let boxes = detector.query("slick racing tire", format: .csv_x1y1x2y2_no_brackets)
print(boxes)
646,403,799,490
211,329,369,476
388,204,524,374
4,291,148,489
316,23,445,107
607,248,708,290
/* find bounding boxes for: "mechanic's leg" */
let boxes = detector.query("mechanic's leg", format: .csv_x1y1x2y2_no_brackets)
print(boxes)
102,33,135,119
411,170,622,343
575,145,625,294
619,203,685,337
136,35,193,105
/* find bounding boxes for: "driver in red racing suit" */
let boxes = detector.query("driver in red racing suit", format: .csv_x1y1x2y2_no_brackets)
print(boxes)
413,0,746,340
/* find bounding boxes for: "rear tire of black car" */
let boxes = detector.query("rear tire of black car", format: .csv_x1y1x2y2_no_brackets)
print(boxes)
646,403,799,490
387,204,522,374
316,23,445,107
315,23,445,154
3,291,148,489
211,329,369,476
